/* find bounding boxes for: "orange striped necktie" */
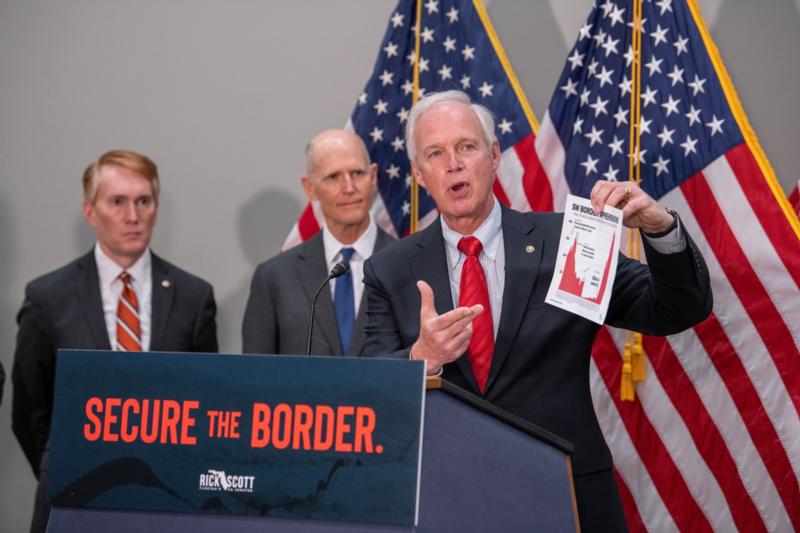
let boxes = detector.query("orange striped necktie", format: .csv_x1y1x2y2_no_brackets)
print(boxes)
116,272,142,352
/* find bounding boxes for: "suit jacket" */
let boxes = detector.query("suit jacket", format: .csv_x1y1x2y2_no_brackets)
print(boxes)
242,228,394,357
363,206,712,527
11,249,218,477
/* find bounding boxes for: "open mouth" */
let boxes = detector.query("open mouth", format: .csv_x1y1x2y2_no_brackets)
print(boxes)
448,181,470,197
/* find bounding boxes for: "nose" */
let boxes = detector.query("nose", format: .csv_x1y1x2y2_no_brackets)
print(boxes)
446,151,463,172
124,201,140,223
342,173,357,193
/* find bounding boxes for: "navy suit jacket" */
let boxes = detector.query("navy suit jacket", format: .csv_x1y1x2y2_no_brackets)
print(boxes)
363,206,712,526
242,228,394,356
11,249,218,477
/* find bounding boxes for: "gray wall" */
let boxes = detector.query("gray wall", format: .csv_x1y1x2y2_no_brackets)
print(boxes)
1,1,797,530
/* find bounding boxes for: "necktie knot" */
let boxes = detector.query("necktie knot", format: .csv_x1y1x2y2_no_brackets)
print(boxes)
119,271,132,285
340,247,355,263
458,236,483,257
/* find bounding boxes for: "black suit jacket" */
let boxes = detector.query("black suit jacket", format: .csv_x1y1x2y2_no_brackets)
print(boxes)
242,228,394,356
11,249,218,477
363,206,712,526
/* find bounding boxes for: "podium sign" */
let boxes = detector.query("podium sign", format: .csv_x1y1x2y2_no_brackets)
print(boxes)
48,350,426,527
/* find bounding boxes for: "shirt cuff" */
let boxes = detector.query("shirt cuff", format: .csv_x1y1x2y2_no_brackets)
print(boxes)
641,211,687,254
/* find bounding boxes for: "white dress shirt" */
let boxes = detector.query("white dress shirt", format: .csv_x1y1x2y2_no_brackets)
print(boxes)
95,244,152,350
322,216,379,315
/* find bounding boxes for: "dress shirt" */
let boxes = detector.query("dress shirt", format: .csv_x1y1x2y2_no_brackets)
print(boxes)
95,244,152,350
323,216,378,315
440,199,686,335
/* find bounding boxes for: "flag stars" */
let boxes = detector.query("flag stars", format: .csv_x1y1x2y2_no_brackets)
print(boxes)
602,35,620,56
369,127,384,143
438,65,453,81
689,74,707,96
443,36,457,52
579,87,591,106
462,45,476,60
391,12,404,28
402,79,414,95
651,24,669,47
405,174,413,188
584,125,604,146
573,117,585,135
561,78,578,98
424,0,439,14
478,82,494,98
673,35,689,56
630,148,647,164
373,99,388,115
609,135,625,156
391,136,405,152
609,5,626,27
600,0,615,17
595,66,614,87
640,116,653,135
686,104,702,126
357,92,367,105
593,29,607,47
614,107,628,126
402,201,410,215
681,134,698,155
619,75,632,96
567,49,585,70
590,95,610,117
706,115,725,136
383,41,398,58
657,125,676,146
603,165,620,181
667,65,684,86
421,27,435,43
588,59,599,75
645,55,663,76
661,94,680,116
641,86,658,107
498,118,513,135
581,154,600,176
624,46,635,67
396,107,409,122
656,0,672,15
419,57,430,72
460,75,471,90
578,22,593,40
379,70,394,86
653,155,670,176
446,7,459,23
386,164,401,179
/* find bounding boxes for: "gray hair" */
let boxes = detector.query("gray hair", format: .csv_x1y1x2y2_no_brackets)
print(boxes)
405,90,497,164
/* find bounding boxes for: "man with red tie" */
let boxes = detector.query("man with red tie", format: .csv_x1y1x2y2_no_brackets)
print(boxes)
363,91,713,532
12,149,218,533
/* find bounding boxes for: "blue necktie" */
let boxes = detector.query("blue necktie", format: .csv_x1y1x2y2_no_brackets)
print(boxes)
333,247,355,355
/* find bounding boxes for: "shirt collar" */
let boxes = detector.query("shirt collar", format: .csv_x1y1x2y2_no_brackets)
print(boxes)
94,243,151,288
441,198,503,270
322,215,378,267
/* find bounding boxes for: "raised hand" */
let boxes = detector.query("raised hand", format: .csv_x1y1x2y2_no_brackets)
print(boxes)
590,180,674,234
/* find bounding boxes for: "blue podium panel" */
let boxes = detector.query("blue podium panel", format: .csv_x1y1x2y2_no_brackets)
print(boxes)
48,350,425,527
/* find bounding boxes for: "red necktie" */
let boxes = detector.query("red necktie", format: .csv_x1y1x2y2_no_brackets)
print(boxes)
458,236,494,392
116,272,142,352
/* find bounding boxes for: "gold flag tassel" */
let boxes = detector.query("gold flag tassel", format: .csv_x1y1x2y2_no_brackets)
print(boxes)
621,0,646,401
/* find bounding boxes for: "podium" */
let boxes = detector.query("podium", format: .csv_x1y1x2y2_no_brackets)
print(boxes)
47,352,579,532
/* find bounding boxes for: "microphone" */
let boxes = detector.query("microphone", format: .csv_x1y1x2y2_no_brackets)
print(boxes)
306,261,350,356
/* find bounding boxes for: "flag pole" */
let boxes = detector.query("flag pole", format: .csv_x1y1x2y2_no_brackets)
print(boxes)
409,0,423,234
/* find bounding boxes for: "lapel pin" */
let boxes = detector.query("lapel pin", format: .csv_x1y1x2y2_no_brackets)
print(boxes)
525,245,535,254
161,280,171,288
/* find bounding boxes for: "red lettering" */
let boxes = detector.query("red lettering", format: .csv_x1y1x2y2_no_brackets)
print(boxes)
250,403,271,448
292,404,313,450
160,400,180,444
334,406,354,452
272,404,292,449
313,405,334,451
102,397,121,442
354,407,375,453
180,400,198,445
140,399,160,444
83,397,103,441
120,398,140,443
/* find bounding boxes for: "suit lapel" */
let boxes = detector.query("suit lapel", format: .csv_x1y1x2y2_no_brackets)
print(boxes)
150,253,175,351
297,234,342,355
74,250,112,350
350,228,394,356
410,220,482,392
485,207,543,392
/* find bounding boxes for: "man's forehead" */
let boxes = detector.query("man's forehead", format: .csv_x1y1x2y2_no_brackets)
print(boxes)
417,102,482,140
96,164,153,194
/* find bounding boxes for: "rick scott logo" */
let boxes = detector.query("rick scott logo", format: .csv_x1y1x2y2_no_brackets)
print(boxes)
198,469,255,493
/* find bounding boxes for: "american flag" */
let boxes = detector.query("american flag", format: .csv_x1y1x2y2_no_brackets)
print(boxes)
282,0,545,248
790,179,799,217
537,0,800,530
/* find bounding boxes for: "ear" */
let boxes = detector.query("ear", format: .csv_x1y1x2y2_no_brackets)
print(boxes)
411,162,427,190
300,176,318,201
369,162,378,185
82,200,96,229
490,140,501,173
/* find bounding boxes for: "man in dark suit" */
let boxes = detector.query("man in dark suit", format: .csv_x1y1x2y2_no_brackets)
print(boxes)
363,91,712,532
243,129,393,356
12,149,218,533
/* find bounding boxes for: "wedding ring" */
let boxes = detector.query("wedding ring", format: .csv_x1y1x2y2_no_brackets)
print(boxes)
624,185,631,198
